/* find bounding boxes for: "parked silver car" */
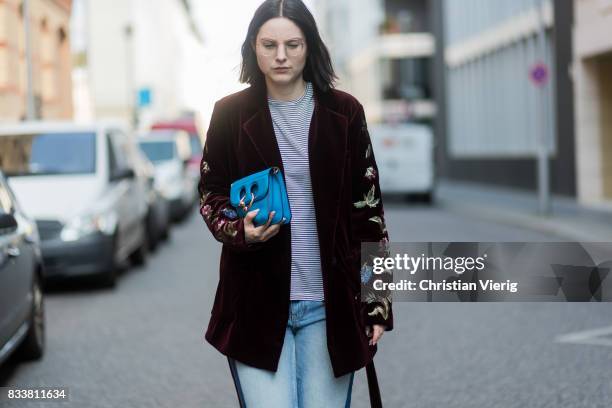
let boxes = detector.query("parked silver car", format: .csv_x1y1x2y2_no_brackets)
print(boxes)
0,170,45,366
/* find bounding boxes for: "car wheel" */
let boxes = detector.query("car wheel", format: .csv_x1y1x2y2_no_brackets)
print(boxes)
146,210,159,252
129,224,148,266
420,191,434,205
160,222,170,241
18,271,45,361
98,232,119,288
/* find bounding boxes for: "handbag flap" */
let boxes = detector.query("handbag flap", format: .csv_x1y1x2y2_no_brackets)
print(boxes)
229,168,271,208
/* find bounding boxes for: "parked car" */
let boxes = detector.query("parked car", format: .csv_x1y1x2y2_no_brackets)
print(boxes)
138,130,198,221
0,122,149,287
130,146,171,251
151,116,204,183
0,170,45,365
368,122,435,203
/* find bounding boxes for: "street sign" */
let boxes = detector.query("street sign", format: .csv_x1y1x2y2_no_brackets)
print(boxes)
138,88,152,107
529,62,549,87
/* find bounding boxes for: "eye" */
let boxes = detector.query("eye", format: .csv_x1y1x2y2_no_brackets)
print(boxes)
263,43,275,49
287,43,299,49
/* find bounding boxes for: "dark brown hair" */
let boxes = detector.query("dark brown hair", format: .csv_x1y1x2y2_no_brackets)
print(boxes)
239,0,337,92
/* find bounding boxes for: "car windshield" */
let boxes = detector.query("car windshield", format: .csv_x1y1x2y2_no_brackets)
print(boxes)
139,141,176,163
189,133,202,157
0,132,96,176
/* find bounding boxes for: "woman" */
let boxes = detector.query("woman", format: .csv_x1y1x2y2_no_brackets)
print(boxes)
198,0,393,406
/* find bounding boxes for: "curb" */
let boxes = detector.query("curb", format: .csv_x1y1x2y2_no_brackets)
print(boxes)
437,197,612,243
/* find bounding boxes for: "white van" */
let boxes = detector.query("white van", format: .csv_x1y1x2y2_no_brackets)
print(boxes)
0,121,149,286
368,123,435,203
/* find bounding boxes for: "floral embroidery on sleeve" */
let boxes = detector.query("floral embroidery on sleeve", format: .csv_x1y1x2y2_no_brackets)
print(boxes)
220,207,238,220
364,166,376,181
200,160,210,175
368,216,387,234
199,191,211,210
366,293,392,320
354,184,380,209
199,182,242,244
353,104,393,330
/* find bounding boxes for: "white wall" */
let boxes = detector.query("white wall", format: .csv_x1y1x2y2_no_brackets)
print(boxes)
86,0,202,128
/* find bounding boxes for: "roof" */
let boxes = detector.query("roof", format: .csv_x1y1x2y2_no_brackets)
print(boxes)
151,118,198,134
0,120,129,136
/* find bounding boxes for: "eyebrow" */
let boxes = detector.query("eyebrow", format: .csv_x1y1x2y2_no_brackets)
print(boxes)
260,37,304,42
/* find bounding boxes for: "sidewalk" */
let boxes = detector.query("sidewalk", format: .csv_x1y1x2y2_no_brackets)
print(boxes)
436,180,612,242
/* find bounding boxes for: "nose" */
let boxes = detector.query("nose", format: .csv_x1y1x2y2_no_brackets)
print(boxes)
275,45,288,62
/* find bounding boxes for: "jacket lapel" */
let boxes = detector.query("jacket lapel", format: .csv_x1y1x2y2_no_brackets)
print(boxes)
242,83,285,171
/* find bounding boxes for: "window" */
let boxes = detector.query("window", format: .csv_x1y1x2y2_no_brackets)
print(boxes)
139,141,176,163
108,130,130,171
0,132,96,176
0,180,14,215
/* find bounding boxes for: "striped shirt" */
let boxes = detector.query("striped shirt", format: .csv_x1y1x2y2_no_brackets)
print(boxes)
268,82,324,301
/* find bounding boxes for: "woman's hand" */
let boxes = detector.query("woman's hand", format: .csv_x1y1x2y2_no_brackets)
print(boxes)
244,209,281,244
365,324,386,346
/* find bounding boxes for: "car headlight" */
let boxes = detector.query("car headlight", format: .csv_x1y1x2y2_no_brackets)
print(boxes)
157,180,182,200
60,211,118,241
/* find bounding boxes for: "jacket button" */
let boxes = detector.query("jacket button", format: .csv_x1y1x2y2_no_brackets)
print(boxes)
332,257,338,266
354,294,359,301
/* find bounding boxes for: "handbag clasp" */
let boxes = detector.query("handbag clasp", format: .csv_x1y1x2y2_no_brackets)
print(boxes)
239,192,255,213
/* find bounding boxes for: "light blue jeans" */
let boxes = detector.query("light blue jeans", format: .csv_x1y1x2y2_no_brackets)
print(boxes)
227,300,355,408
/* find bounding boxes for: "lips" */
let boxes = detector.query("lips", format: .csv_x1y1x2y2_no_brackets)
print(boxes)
273,67,290,71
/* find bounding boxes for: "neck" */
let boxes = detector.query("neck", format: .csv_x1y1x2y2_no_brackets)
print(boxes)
266,77,307,101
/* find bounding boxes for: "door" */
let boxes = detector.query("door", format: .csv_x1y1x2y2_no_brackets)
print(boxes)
107,130,145,259
0,177,31,348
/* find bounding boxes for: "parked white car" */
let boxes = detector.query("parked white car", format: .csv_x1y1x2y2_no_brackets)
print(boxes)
130,147,171,251
0,121,149,286
368,123,435,203
137,130,198,221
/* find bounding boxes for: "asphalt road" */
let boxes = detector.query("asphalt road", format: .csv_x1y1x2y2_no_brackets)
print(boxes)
1,200,611,407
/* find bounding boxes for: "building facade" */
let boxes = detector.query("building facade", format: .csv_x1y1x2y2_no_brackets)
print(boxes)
315,0,436,124
572,0,612,207
74,0,203,129
436,0,576,196
0,0,73,121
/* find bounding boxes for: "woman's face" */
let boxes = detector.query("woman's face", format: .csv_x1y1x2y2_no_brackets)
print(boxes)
254,17,308,87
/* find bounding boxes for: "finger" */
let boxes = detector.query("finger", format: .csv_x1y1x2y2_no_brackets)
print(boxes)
263,211,276,228
371,327,384,345
244,208,260,224
260,223,280,242
252,211,276,235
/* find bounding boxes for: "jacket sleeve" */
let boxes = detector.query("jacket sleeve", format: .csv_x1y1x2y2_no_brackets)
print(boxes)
349,102,394,332
198,101,263,252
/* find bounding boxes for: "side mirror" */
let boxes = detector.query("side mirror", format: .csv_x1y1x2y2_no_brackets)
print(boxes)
0,213,18,234
124,168,135,179
110,168,135,181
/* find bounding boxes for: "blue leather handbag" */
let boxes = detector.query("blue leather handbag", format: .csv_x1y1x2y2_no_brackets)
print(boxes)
230,167,292,227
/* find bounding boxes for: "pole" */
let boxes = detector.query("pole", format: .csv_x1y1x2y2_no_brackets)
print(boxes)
124,24,137,129
535,0,551,215
23,0,36,120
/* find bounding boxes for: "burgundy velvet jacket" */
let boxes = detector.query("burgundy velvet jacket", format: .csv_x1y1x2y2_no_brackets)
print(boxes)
198,81,393,378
